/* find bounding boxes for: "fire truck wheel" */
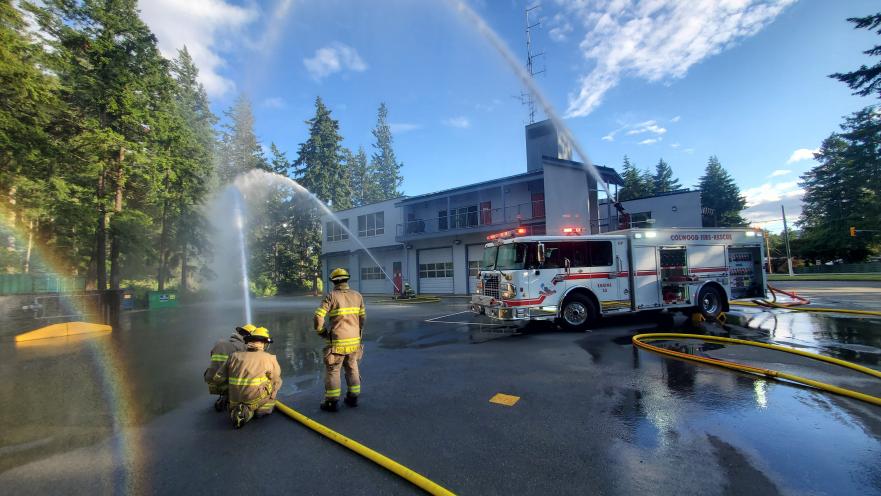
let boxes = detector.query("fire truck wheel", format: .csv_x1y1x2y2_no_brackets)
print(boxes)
697,285,724,319
559,294,597,331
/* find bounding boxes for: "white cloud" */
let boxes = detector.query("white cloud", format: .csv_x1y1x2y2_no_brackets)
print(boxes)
601,134,615,142
549,13,574,42
139,0,258,97
261,97,286,109
670,143,681,149
670,115,681,123
303,42,368,81
786,148,818,164
390,123,422,134
742,180,802,208
768,169,791,178
558,0,795,117
625,120,667,136
443,116,471,129
742,180,805,226
638,138,660,145
683,148,695,154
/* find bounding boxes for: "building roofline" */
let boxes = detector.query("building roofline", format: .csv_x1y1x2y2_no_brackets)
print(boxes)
329,196,406,214
599,188,698,204
396,170,544,205
540,156,624,185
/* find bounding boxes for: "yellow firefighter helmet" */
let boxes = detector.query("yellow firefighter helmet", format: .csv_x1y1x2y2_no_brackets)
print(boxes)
245,327,273,343
235,323,257,335
330,267,350,283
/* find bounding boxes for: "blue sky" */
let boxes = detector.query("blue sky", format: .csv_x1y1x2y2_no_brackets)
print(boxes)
139,0,879,231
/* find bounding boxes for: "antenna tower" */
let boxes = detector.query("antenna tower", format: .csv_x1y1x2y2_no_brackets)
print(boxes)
523,5,545,124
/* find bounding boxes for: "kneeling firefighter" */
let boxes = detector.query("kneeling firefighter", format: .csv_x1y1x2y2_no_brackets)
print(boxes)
213,327,282,429
314,268,365,412
204,324,255,411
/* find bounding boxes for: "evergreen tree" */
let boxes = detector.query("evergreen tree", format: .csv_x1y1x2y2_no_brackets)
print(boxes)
830,12,881,98
618,156,652,201
697,156,747,227
652,158,681,194
369,102,403,201
218,95,267,184
348,146,371,206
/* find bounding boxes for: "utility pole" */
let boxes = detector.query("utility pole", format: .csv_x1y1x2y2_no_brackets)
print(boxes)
521,5,545,124
781,205,794,276
764,229,773,274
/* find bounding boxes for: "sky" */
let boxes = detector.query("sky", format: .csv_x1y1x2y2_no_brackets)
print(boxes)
138,0,880,232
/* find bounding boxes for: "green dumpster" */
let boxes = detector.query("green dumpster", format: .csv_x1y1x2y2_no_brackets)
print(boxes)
148,290,178,309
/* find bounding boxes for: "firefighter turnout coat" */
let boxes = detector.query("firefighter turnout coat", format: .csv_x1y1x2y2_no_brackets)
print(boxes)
213,347,282,413
204,333,246,394
314,283,365,354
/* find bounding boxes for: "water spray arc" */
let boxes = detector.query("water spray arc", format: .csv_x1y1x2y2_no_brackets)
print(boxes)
446,0,622,210
233,190,253,323
233,170,396,291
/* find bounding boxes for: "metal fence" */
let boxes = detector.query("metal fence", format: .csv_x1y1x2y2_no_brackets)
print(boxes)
796,262,881,274
0,274,87,295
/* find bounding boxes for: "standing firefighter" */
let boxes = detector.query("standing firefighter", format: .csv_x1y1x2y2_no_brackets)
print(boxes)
314,268,365,412
204,324,255,411
214,327,283,429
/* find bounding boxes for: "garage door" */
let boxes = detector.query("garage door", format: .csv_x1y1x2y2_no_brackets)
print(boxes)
360,264,389,294
418,248,454,294
466,244,485,294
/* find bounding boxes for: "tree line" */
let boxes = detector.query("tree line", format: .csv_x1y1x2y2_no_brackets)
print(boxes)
617,155,748,227
0,0,402,295
795,11,881,263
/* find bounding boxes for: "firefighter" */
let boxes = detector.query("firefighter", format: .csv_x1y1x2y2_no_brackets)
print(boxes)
314,268,365,412
213,327,283,429
204,324,255,412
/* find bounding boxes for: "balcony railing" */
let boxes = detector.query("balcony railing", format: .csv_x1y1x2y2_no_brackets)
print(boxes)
397,200,545,238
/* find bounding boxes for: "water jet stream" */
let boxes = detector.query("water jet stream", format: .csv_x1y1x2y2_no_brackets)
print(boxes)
233,191,253,322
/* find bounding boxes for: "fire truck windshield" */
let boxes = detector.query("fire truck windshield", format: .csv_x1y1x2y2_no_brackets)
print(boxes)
483,242,535,271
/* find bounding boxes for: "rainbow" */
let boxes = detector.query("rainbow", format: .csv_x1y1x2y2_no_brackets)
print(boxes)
1,202,144,491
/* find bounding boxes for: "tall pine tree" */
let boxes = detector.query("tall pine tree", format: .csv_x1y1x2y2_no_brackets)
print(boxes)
369,102,403,202
348,146,371,207
652,158,681,194
698,156,747,227
830,12,881,98
618,156,652,201
218,95,267,185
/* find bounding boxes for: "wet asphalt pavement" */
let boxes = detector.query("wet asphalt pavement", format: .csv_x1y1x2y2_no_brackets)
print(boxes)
1,291,881,495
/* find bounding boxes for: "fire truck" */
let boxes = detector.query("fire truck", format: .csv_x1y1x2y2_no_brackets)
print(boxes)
470,227,766,330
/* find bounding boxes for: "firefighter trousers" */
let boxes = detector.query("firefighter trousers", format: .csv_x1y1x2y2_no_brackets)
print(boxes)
324,347,362,399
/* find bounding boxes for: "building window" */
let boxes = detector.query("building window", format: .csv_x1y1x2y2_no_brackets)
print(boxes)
438,210,448,231
326,219,349,241
468,260,480,277
361,266,384,280
358,212,385,237
419,262,454,278
630,212,652,228
451,205,478,229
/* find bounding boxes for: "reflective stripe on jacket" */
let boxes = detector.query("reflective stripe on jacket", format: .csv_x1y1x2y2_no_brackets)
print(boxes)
314,284,365,354
214,348,282,408
204,334,246,389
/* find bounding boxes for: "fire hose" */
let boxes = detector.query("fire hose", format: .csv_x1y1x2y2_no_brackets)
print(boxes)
730,284,881,317
275,401,456,495
632,333,881,407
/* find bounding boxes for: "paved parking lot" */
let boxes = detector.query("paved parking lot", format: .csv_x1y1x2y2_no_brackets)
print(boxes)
1,295,880,495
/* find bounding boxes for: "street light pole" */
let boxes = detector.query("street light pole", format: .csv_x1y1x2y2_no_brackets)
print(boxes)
764,229,773,274
781,205,794,276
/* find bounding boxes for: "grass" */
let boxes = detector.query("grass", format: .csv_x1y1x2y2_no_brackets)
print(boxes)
768,273,881,282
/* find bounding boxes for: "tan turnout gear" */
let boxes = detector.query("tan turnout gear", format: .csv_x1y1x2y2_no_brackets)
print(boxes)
314,282,365,400
213,342,282,423
204,333,246,394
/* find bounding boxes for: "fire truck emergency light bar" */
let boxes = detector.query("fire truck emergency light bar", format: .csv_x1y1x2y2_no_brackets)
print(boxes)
486,227,528,241
561,227,584,235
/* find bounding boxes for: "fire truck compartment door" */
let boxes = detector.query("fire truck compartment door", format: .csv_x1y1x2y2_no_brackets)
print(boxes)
633,246,661,309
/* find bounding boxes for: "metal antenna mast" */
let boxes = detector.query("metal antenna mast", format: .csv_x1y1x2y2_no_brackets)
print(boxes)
522,5,545,124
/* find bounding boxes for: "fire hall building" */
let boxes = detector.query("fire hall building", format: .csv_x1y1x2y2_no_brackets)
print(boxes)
320,120,703,295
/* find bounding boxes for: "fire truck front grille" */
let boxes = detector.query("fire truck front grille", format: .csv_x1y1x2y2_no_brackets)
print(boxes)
483,275,500,298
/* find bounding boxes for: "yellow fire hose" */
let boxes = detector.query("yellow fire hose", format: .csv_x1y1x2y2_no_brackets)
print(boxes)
732,300,881,317
275,401,456,496
632,333,881,407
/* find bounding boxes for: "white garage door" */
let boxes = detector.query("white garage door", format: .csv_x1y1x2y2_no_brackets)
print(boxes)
418,248,454,294
466,244,485,294
360,264,389,294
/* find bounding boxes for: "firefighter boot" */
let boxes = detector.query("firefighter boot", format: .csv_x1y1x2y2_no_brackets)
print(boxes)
344,394,359,408
214,394,228,412
320,399,339,412
232,404,251,429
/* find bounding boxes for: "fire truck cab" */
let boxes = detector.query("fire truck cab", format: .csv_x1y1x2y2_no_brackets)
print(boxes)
470,227,766,330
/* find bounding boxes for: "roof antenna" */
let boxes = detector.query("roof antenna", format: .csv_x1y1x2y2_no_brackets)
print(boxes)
520,4,545,124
